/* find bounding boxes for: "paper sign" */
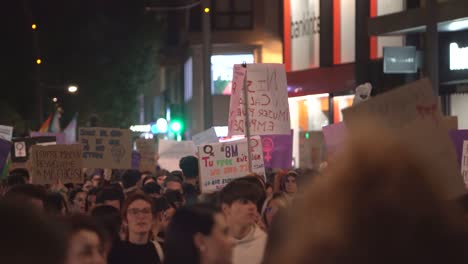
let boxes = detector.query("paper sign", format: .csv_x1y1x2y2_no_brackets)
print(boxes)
31,144,83,184
343,78,464,198
136,139,156,173
158,140,197,172
0,139,11,172
78,127,131,169
228,64,291,136
192,128,219,146
322,122,348,158
0,125,13,141
260,132,293,169
462,141,468,188
198,136,265,193
31,132,66,144
10,136,57,163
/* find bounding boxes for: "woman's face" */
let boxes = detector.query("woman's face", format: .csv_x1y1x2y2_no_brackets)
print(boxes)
198,213,233,264
73,192,87,213
156,175,166,187
83,181,93,193
265,199,283,228
66,230,106,264
91,175,102,187
126,200,153,235
285,176,297,194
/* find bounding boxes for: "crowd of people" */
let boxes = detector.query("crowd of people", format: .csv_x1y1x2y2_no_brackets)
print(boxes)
2,128,468,264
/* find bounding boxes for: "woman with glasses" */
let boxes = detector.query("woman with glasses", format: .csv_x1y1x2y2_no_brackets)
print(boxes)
108,193,162,264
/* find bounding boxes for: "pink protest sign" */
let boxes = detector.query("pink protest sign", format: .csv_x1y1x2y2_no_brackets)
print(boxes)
260,132,293,169
322,122,348,158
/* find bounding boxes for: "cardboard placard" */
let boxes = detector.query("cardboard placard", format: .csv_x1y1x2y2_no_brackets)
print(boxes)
78,127,131,169
343,78,464,198
462,141,468,188
0,125,13,141
192,128,219,146
31,132,66,144
136,139,156,173
158,140,197,172
198,136,265,193
31,144,83,184
260,131,293,169
228,64,291,136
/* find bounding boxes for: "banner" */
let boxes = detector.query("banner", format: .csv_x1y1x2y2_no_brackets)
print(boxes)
0,139,11,174
158,140,197,172
31,132,66,144
78,127,131,169
136,139,156,173
228,64,291,136
343,78,464,198
322,122,348,158
260,132,293,169
192,127,219,146
31,144,82,184
0,125,13,141
462,141,468,188
198,136,265,193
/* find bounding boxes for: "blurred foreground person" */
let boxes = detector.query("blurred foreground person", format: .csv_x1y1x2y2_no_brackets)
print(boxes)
262,193,289,230
165,204,234,264
0,198,67,264
4,184,46,209
264,126,468,264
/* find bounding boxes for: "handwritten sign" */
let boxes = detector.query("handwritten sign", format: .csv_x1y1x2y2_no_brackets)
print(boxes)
0,125,13,141
198,136,265,193
158,140,197,172
322,122,348,159
260,132,293,169
343,78,464,199
31,144,82,184
192,128,219,146
462,141,468,188
228,64,291,136
31,132,66,144
78,127,131,169
136,139,156,173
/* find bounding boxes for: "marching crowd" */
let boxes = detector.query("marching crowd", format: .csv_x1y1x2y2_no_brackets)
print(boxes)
2,127,468,264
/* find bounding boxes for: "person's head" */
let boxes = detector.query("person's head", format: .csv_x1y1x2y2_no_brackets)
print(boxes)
164,189,185,209
156,169,169,187
5,184,46,209
122,193,154,240
220,179,262,228
86,188,100,212
62,215,107,264
122,169,141,190
9,168,30,183
165,204,233,264
45,192,69,215
143,181,162,198
142,175,157,186
179,156,199,181
280,171,298,195
95,186,125,210
164,174,183,193
263,192,289,229
89,169,103,188
90,205,122,247
0,199,67,264
69,188,87,213
238,175,267,213
7,174,26,186
152,197,175,233
265,182,273,199
83,180,93,193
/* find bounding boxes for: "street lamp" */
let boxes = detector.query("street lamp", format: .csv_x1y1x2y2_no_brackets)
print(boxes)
68,85,78,93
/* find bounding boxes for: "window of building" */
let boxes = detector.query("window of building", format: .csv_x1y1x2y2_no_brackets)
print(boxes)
212,0,254,30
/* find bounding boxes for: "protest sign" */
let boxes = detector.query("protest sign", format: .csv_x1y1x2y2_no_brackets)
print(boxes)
0,139,11,173
136,139,156,173
0,125,13,141
260,131,293,169
343,78,464,198
198,136,265,193
192,128,219,146
158,139,197,172
449,130,468,164
228,64,291,136
299,131,325,169
322,122,348,158
10,136,57,163
31,132,66,144
462,141,468,188
78,127,131,169
31,144,82,184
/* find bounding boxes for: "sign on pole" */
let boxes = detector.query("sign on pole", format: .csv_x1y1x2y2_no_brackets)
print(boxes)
158,139,197,172
78,127,131,169
198,136,265,193
136,139,156,173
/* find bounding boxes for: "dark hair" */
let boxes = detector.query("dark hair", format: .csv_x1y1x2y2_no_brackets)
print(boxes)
220,179,262,206
152,197,170,215
237,176,266,213
0,199,67,264
165,204,221,264
95,186,125,205
44,192,68,215
121,193,154,222
122,169,141,189
5,184,46,203
169,170,184,182
91,205,122,245
85,187,101,212
61,214,108,250
156,169,170,178
183,183,199,205
9,168,30,181
142,175,157,186
143,182,162,195
179,156,199,179
68,188,85,204
164,174,183,187
7,174,26,186
164,190,185,209
279,171,298,192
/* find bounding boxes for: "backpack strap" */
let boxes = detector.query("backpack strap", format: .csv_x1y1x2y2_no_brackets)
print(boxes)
152,240,164,263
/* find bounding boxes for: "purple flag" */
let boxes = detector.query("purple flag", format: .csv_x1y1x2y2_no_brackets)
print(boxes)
260,132,293,169
450,130,468,164
30,132,66,144
0,139,11,173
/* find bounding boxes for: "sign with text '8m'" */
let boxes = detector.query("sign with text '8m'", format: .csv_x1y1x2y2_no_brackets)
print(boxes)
78,127,131,169
228,64,291,136
198,136,265,194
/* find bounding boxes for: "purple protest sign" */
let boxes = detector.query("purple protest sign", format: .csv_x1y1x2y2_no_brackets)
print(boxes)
131,151,141,170
30,132,66,144
0,139,11,173
449,130,468,164
322,122,348,157
260,132,293,169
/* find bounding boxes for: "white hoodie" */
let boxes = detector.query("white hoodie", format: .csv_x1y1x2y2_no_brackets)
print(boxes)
232,225,268,264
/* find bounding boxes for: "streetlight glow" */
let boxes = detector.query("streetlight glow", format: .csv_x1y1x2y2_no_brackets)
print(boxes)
36,59,42,65
32,24,37,30
204,7,210,13
52,97,58,103
68,85,78,93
